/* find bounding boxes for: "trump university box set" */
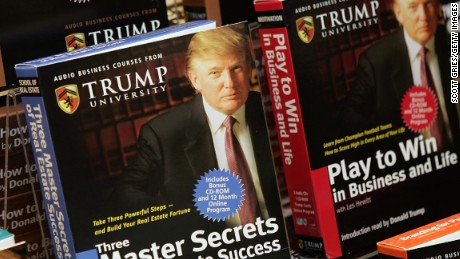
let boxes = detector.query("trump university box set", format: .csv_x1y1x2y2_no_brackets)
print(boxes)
254,0,460,257
14,20,291,259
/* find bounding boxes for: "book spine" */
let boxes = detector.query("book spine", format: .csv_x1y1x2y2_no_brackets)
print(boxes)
254,0,320,239
255,1,343,257
18,78,77,259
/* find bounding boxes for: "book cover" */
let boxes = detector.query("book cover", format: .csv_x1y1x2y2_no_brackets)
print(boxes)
14,20,291,259
377,213,460,259
0,0,169,92
254,0,460,257
1,2,169,257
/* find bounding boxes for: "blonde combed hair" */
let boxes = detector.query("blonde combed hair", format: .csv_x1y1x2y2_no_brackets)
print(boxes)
186,26,252,76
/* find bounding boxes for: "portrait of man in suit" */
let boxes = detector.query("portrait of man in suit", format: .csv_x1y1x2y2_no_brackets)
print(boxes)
111,25,284,229
341,0,459,151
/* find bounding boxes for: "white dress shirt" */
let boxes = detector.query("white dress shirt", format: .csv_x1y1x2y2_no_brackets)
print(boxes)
202,97,268,226
404,29,453,144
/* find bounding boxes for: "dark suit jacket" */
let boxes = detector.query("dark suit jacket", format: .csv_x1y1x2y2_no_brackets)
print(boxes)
342,26,460,149
106,94,290,258
112,91,284,219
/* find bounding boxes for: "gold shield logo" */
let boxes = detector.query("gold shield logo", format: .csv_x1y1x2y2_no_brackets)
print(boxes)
56,85,80,114
297,17,315,44
65,33,86,51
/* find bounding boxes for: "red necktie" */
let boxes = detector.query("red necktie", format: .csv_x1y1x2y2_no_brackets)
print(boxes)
223,116,259,225
420,47,446,150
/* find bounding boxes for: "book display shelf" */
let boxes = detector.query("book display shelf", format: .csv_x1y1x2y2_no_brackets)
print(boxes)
1,89,52,258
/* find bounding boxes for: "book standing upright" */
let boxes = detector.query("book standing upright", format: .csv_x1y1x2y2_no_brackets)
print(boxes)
14,20,291,259
1,2,170,257
254,0,460,257
0,0,170,92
